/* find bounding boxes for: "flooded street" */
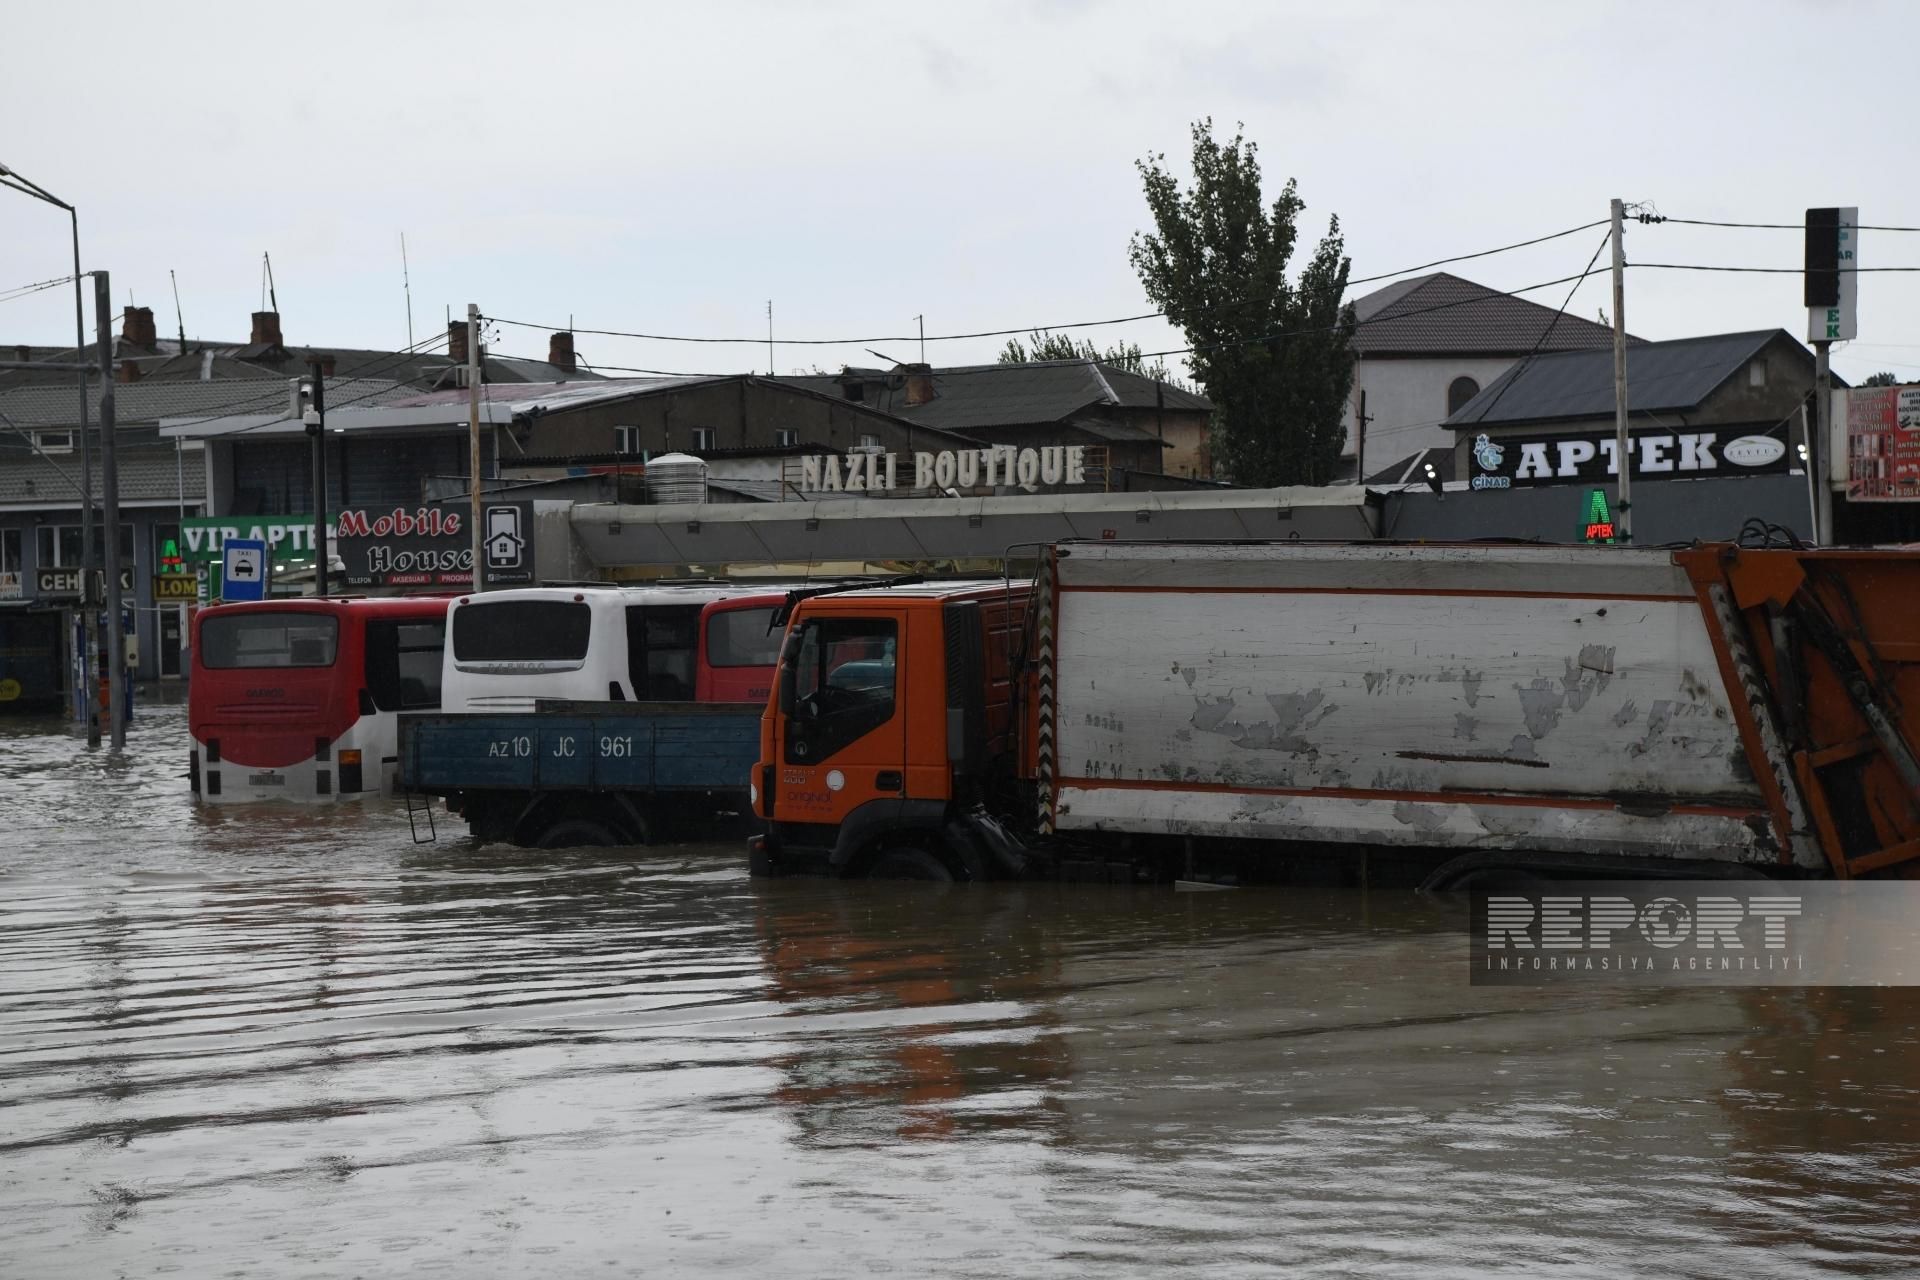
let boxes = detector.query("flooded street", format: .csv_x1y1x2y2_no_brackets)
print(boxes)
3,706,1919,1277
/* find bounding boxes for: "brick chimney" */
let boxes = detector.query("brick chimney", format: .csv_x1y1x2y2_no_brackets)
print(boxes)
120,306,157,348
250,311,283,347
117,358,142,384
901,362,937,408
447,318,468,365
548,330,576,373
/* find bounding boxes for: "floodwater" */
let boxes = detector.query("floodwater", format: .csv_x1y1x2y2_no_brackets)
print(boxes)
4,707,1920,1278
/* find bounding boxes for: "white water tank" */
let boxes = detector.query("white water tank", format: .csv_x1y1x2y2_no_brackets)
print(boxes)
646,452,709,505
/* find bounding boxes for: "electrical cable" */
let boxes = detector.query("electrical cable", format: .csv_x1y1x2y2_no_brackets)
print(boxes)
1634,262,1920,274
0,275,76,305
1640,215,1920,233
159,332,453,438
1449,233,1613,430
490,264,1616,383
479,219,1614,349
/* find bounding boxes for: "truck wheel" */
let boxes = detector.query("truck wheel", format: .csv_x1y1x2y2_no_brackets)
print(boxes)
536,819,622,849
866,847,956,881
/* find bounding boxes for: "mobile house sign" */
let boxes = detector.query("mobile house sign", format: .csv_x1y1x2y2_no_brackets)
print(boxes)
799,445,1088,493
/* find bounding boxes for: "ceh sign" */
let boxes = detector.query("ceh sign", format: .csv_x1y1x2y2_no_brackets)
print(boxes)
1469,429,1789,489
798,445,1088,494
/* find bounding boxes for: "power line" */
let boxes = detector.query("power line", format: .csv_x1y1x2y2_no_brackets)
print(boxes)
0,274,76,305
480,218,1616,350
1450,232,1613,428
526,264,1615,383
154,331,453,438
1346,219,1608,286
1633,263,1920,274
1640,215,1920,233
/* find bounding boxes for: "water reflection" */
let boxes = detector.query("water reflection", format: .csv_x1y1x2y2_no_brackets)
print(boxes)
2,706,1920,1276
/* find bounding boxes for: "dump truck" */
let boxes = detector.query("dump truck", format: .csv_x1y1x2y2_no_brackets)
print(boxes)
751,541,1920,887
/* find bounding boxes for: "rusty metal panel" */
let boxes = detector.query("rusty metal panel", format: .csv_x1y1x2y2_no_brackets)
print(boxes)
1047,543,1771,863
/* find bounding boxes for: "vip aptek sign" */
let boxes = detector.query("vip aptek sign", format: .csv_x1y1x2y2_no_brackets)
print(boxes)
1467,428,1790,490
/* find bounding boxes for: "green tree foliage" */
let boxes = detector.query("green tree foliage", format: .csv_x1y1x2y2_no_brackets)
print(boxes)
997,330,1173,384
1863,371,1901,387
1129,119,1355,486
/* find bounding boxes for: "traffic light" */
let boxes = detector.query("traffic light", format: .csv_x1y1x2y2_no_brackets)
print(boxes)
1805,207,1840,308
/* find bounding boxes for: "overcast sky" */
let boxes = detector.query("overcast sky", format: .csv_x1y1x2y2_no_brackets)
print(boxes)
4,1,1915,389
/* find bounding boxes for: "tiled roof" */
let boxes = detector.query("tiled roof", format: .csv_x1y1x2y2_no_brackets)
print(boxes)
1351,272,1635,357
782,359,1211,432
1446,330,1808,427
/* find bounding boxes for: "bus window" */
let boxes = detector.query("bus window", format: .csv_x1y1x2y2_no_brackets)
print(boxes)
626,605,699,700
201,612,340,669
705,606,782,668
453,601,590,665
365,619,447,711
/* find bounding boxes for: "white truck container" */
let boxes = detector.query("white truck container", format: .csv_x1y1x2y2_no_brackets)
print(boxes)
1041,542,1789,869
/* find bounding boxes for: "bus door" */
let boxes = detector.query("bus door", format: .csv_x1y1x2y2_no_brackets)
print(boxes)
775,610,906,825
625,604,700,701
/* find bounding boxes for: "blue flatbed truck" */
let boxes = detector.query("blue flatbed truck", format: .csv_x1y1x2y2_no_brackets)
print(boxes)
398,700,762,847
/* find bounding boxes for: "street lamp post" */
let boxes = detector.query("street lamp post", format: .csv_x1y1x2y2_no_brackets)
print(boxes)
0,162,99,745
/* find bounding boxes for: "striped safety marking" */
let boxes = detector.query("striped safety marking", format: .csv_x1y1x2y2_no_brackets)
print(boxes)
1036,550,1056,835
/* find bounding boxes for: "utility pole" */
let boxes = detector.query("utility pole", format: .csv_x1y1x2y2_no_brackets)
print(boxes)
467,303,484,593
93,271,126,752
0,162,99,739
1609,198,1632,543
306,360,328,597
1811,343,1831,545
766,300,774,376
1355,388,1371,485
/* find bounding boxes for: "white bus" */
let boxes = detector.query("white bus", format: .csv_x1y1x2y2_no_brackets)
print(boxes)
441,583,798,714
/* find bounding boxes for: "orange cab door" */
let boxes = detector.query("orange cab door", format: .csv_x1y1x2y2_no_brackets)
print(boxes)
774,609,908,825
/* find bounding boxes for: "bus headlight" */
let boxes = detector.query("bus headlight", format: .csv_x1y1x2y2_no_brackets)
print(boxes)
748,774,759,807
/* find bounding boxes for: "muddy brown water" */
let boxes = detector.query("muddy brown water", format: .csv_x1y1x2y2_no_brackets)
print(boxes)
3,704,1919,1277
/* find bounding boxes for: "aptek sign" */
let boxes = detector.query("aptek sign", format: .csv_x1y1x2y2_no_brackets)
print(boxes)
1806,206,1859,343
1468,428,1789,490
335,503,534,588
181,517,323,566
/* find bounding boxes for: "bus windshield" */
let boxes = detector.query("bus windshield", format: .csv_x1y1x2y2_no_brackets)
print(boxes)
200,612,340,669
453,601,591,664
705,606,782,668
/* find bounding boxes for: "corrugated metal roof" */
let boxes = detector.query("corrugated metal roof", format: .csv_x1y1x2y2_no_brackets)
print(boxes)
1446,330,1796,427
0,442,206,506
1351,272,1632,357
0,377,419,427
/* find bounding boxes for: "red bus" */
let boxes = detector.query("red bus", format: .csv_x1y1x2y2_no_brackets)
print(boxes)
190,596,451,803
694,590,795,703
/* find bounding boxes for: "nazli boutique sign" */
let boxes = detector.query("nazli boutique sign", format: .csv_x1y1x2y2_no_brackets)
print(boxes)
1469,429,1790,490
799,445,1089,494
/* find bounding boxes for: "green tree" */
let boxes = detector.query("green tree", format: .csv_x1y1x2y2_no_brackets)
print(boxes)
1864,371,1901,387
998,329,1173,383
1129,119,1355,486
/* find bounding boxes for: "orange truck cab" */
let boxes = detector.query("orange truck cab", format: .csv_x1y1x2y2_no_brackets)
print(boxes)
752,581,1030,880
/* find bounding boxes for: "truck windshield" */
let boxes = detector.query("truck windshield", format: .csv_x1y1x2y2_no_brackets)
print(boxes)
706,606,782,668
200,612,339,669
783,617,897,764
453,601,591,662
